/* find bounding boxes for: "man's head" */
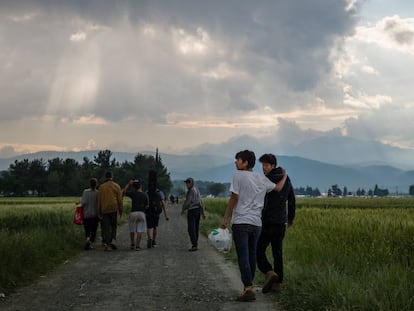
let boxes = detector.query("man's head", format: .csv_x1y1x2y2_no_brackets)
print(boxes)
132,179,141,190
235,150,256,170
259,153,277,175
184,177,194,189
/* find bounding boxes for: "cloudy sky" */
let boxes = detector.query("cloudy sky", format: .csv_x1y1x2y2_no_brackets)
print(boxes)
1,0,413,158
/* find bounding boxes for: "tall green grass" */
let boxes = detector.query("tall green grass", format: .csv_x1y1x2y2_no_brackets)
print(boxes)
0,197,131,295
201,197,414,310
0,198,84,294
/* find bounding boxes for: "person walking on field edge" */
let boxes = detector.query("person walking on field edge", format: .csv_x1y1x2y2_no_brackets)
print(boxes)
122,179,149,251
182,177,206,252
221,150,287,302
257,154,296,293
80,177,99,250
146,170,169,249
98,171,123,251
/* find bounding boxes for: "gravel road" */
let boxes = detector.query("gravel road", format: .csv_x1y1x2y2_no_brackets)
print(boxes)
1,204,279,311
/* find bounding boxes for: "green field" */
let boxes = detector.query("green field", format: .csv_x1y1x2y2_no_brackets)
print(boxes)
1,197,414,310
200,197,414,311
0,197,132,295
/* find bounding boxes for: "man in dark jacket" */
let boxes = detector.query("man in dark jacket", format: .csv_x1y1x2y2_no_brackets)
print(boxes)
257,153,296,293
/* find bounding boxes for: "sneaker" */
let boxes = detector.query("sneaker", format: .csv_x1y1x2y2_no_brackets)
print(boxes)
130,244,135,250
109,243,117,250
262,271,278,293
152,240,157,247
135,246,141,251
236,287,256,302
188,246,198,252
147,239,153,249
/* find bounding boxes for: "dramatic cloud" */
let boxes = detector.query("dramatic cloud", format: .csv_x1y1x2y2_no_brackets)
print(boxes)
0,0,413,158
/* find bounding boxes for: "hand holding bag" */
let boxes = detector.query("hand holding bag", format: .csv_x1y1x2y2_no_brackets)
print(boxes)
73,204,83,225
208,228,232,253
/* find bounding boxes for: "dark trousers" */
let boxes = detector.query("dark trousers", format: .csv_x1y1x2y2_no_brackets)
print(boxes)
256,224,286,283
83,217,99,242
101,212,118,245
187,208,201,247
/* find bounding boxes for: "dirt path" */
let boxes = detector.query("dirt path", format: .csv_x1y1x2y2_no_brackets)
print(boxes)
1,204,279,310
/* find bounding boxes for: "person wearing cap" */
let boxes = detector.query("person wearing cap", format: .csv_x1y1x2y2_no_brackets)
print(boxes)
221,150,287,302
122,179,149,250
257,153,296,293
182,177,205,251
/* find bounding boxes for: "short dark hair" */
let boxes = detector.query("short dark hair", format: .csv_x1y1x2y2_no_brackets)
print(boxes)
259,153,277,166
90,178,98,189
235,150,256,169
105,171,113,179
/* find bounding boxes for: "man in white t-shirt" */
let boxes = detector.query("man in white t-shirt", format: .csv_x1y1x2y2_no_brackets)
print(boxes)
221,150,286,302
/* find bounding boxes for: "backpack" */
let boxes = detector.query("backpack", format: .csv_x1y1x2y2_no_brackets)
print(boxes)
148,190,162,215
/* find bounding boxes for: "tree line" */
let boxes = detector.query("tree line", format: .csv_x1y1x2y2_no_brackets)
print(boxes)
0,149,171,197
327,184,390,197
2,149,413,198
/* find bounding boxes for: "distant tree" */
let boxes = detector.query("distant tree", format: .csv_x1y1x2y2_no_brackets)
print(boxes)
373,184,389,197
313,188,321,197
409,185,414,196
356,188,366,196
328,188,332,197
94,149,116,179
330,184,342,197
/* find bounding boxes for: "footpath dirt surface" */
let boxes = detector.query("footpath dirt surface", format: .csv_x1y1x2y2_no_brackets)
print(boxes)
1,204,279,311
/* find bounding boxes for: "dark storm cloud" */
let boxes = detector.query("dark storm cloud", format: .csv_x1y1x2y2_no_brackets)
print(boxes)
0,0,361,123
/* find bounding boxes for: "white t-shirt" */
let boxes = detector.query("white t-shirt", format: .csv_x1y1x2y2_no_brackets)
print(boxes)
230,170,276,226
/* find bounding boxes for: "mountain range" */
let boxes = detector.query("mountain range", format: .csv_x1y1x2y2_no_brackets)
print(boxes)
1,135,414,194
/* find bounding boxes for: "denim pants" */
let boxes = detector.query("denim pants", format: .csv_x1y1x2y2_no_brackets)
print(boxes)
256,224,286,283
231,224,262,288
187,208,201,247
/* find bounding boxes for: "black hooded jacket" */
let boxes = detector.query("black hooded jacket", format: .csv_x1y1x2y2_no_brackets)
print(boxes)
261,167,296,226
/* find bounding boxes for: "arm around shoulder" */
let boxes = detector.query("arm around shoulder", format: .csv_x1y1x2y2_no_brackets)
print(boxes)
273,168,287,192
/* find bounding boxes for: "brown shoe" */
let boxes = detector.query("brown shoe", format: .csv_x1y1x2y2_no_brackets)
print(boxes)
236,286,256,302
271,282,283,293
262,271,278,293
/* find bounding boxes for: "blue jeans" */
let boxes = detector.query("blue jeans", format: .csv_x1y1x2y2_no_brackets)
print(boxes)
187,208,201,247
231,224,262,287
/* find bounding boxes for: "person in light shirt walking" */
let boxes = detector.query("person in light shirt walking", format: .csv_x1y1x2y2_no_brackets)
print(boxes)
221,150,287,302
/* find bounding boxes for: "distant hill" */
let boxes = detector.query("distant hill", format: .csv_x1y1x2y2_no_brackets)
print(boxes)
1,150,413,193
171,155,414,193
185,135,414,170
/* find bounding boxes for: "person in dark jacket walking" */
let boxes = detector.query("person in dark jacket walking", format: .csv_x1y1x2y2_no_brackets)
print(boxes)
181,177,205,251
257,153,296,293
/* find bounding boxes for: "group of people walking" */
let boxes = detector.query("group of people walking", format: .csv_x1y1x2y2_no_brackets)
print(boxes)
79,170,168,252
78,149,295,303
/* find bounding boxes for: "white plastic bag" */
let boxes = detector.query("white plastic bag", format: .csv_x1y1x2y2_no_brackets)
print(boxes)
208,228,232,253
